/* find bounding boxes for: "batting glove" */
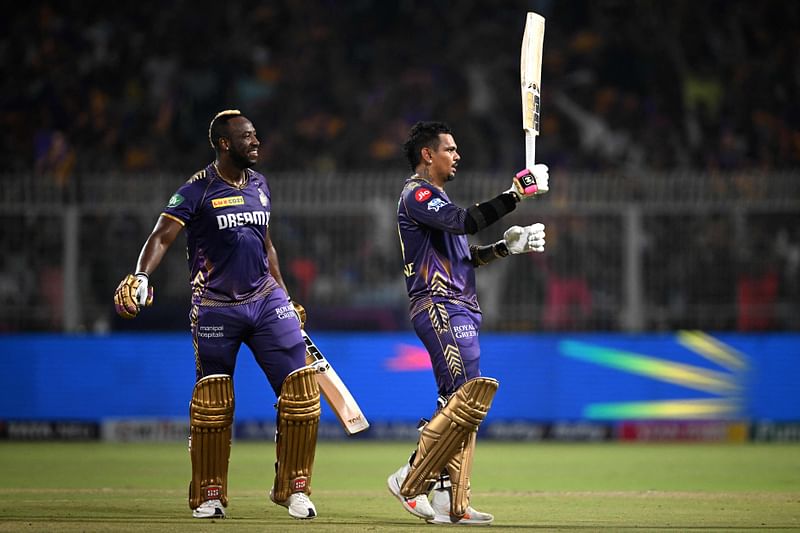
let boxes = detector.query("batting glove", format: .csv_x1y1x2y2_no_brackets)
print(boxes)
114,272,154,319
503,223,546,254
508,164,549,199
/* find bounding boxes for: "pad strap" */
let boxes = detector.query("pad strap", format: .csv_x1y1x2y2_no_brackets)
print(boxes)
400,377,498,497
273,366,321,502
188,374,234,509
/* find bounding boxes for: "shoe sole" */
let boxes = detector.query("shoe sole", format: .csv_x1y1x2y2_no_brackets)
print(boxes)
426,512,494,526
387,475,434,520
288,508,317,520
426,517,493,526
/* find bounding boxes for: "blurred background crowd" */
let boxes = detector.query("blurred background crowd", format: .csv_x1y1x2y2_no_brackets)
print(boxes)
5,0,799,177
1,0,798,333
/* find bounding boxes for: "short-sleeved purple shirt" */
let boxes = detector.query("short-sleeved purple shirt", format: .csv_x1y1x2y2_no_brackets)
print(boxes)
162,163,278,306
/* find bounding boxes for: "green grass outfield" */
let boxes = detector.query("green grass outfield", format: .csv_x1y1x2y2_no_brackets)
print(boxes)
1,441,798,532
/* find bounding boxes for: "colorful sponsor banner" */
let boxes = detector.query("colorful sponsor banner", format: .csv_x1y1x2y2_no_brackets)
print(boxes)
1,418,793,442
101,418,188,442
1,333,798,425
618,421,749,442
232,420,613,442
484,421,613,441
0,420,99,441
751,422,800,442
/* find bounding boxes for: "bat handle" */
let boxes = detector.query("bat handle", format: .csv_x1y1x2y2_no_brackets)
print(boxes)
525,130,537,170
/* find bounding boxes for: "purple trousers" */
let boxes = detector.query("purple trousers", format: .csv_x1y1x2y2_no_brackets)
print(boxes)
190,288,306,396
412,303,483,400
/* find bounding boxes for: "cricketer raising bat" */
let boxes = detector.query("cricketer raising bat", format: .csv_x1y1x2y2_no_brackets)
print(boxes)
521,12,546,174
302,329,370,435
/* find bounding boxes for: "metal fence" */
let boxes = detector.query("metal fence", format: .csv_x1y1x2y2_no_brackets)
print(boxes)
2,170,798,333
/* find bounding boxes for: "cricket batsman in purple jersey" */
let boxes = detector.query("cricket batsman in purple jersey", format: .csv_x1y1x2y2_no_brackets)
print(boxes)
113,110,319,520
387,121,549,525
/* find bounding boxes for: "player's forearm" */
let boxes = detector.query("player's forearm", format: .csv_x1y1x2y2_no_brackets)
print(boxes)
135,216,180,275
469,241,509,267
135,235,169,275
463,192,518,235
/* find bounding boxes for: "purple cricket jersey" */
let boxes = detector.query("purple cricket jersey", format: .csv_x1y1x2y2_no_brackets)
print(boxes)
162,163,279,306
397,176,480,318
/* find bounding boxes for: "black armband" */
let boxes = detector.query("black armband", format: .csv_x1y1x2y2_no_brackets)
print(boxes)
470,241,509,267
464,192,518,235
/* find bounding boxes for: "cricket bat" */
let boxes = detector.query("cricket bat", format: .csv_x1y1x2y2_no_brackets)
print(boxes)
521,12,546,172
302,329,370,435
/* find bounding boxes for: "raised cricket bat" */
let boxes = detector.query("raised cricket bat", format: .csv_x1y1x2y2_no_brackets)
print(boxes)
302,329,370,435
521,12,546,174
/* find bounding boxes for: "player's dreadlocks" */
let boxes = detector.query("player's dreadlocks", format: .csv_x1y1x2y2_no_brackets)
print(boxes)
208,109,243,151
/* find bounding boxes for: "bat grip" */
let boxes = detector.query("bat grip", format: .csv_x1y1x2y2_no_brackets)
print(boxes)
525,130,537,170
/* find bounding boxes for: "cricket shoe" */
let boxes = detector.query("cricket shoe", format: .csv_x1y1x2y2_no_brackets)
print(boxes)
427,488,494,526
387,464,435,520
192,499,226,519
269,489,317,519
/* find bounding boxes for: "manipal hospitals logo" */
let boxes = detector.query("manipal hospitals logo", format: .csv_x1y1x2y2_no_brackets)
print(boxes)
560,331,747,420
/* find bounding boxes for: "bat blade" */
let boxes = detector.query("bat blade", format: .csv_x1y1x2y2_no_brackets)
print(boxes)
302,329,370,435
521,12,545,169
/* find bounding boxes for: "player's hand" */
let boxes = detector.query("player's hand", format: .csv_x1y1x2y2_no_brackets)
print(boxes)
114,272,154,319
509,164,549,199
503,223,546,254
291,299,306,329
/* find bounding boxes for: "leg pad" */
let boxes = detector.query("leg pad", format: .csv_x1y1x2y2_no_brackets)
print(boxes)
445,430,477,517
273,366,321,502
400,377,498,498
188,374,234,510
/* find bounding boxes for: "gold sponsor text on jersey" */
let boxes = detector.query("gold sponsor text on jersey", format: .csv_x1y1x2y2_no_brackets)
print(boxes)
211,196,245,208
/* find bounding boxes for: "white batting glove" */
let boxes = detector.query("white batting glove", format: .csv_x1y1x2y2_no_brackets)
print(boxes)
134,272,153,306
507,163,549,199
503,223,546,254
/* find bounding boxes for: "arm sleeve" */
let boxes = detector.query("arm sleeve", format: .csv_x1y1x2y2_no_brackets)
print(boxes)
470,241,510,268
463,192,518,235
403,186,518,235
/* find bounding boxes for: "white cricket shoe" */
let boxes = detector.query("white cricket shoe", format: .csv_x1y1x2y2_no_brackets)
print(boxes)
192,499,226,519
387,464,435,520
270,489,317,519
427,488,494,525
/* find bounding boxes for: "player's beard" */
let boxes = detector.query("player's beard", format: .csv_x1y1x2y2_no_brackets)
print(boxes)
230,150,257,169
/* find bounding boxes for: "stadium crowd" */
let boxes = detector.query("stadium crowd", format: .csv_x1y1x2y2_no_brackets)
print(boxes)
1,1,798,333
3,0,798,179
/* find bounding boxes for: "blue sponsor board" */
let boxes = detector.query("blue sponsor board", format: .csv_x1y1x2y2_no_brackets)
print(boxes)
1,333,798,425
